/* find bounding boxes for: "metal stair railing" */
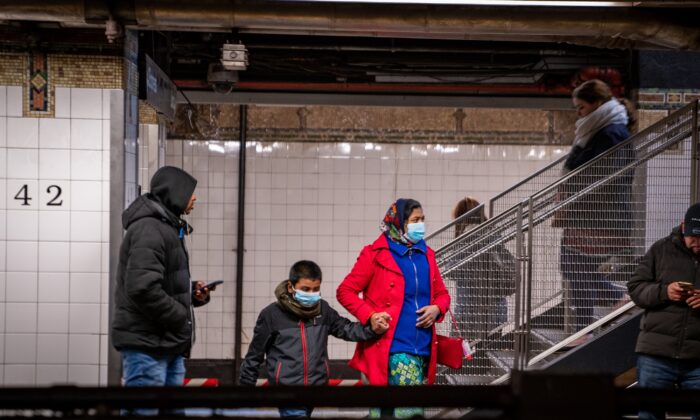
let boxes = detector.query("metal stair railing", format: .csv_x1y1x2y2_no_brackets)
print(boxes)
425,203,485,252
429,98,696,250
488,154,568,218
439,99,698,268
436,100,700,388
425,156,566,251
437,99,696,265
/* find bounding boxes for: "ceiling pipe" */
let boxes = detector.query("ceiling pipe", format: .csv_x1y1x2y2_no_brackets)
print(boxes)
0,0,85,22
174,79,576,95
1,0,699,50
237,28,665,50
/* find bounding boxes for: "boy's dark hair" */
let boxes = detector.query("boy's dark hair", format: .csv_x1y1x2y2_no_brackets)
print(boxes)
289,260,322,285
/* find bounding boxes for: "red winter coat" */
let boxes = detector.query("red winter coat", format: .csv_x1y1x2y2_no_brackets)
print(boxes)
336,234,451,385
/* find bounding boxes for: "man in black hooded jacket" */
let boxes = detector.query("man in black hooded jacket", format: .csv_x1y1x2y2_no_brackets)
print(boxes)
112,166,211,396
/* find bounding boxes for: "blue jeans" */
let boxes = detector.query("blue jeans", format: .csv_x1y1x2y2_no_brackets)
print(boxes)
278,407,313,418
637,354,700,420
122,350,186,416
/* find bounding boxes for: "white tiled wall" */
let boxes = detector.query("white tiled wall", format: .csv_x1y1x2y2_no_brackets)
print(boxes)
645,139,692,249
164,140,239,360
0,86,115,386
138,124,163,191
162,138,564,360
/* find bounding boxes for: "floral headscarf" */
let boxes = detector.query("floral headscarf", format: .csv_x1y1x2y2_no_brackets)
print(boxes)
380,198,421,245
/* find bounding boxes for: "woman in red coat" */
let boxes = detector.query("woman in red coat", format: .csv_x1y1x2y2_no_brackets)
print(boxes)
337,198,451,417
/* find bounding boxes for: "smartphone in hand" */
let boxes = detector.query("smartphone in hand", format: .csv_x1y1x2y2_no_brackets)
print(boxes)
678,282,695,292
202,280,223,290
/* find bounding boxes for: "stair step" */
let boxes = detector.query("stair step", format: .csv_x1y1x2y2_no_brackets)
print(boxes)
444,374,501,386
486,350,514,372
530,328,569,348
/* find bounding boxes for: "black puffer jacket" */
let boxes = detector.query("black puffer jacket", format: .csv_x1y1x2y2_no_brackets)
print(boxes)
239,300,376,386
628,226,700,359
111,167,203,357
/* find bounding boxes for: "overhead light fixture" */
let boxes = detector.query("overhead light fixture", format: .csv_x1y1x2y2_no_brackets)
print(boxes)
298,0,638,6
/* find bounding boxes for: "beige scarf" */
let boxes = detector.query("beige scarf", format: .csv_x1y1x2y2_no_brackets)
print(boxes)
274,280,321,319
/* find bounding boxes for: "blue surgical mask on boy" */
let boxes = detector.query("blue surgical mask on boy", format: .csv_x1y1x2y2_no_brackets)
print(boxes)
406,222,425,243
293,289,321,307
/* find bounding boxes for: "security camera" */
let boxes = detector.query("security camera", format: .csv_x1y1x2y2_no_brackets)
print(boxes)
207,62,238,94
221,43,248,71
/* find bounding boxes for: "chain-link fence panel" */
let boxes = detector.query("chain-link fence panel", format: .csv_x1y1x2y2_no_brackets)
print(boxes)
435,101,699,387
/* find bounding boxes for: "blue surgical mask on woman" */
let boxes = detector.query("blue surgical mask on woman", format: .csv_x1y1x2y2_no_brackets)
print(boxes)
293,289,321,307
406,222,425,243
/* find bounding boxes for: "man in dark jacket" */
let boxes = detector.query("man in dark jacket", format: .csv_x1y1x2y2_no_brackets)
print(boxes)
112,166,212,400
628,202,700,420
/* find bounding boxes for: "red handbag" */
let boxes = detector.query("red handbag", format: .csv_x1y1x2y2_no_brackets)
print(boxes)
437,334,464,369
436,310,468,369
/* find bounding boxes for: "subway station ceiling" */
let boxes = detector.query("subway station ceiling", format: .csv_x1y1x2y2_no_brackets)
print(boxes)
1,0,699,103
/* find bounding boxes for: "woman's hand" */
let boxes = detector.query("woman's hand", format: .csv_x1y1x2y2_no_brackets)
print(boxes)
416,305,441,328
370,312,391,334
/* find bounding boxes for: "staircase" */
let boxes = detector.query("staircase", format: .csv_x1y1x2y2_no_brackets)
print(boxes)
430,100,700,387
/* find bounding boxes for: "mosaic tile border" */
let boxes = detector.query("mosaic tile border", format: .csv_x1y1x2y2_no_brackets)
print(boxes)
636,88,700,110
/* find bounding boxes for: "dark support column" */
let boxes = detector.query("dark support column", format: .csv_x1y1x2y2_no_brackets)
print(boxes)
233,105,247,382
108,91,125,387
108,29,140,386
692,101,700,204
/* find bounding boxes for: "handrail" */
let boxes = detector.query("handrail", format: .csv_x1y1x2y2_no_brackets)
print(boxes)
487,99,699,220
526,301,636,367
438,99,699,262
531,106,696,204
436,100,699,389
486,302,637,387
440,224,518,276
523,119,692,233
425,203,484,245
442,123,691,276
437,204,519,262
488,154,568,217
428,155,564,248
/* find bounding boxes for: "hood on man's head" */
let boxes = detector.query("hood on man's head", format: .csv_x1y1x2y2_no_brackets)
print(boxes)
150,166,197,216
684,202,700,237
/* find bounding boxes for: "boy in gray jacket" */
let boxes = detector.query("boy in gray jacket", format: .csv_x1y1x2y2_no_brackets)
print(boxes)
239,260,389,418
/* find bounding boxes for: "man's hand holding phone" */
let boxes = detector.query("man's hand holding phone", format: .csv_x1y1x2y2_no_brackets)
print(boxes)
668,282,693,301
193,280,222,302
669,281,700,308
678,282,700,309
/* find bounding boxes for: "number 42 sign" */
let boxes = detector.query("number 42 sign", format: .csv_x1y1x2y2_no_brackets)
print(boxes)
14,184,64,206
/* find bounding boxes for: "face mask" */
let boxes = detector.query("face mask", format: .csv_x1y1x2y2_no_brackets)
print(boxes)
406,222,425,243
293,289,321,307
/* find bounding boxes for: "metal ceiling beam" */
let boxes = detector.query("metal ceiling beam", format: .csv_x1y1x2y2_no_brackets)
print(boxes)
177,90,574,109
0,0,699,50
